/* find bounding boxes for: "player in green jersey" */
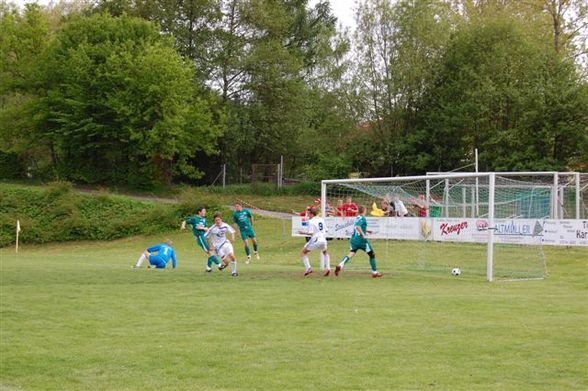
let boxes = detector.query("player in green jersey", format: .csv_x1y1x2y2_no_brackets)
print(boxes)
335,205,383,278
232,203,259,264
181,207,226,272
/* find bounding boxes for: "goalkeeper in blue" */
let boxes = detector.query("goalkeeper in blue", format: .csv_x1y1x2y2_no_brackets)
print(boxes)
133,239,177,269
232,203,260,264
335,205,383,278
181,207,226,272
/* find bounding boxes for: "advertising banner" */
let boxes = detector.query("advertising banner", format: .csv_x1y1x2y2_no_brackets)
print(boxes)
291,217,587,247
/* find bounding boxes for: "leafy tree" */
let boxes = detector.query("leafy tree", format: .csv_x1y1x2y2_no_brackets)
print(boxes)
454,0,588,76
351,0,454,175
0,3,53,178
415,20,587,171
34,13,222,186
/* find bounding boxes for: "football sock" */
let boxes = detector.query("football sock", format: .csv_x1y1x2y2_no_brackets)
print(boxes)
212,255,221,265
324,254,331,270
369,257,377,272
230,261,237,274
302,255,311,270
245,246,250,256
339,255,350,268
207,256,214,268
253,243,258,252
135,254,146,267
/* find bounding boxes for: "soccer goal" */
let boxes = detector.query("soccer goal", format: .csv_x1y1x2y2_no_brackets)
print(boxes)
318,173,552,282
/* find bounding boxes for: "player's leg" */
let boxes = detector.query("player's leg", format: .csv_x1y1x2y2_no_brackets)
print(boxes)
220,243,238,276
213,253,228,271
198,236,214,271
206,253,222,271
148,255,164,269
242,230,252,263
228,253,238,276
366,241,382,278
322,246,331,276
214,249,228,271
250,231,260,259
214,244,231,272
134,250,150,268
301,243,313,276
198,236,222,271
320,239,331,277
335,247,358,276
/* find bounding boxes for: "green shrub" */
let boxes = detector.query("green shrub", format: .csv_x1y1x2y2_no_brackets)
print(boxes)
0,184,180,247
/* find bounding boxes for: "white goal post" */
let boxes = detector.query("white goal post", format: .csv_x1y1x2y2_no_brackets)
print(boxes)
320,173,498,281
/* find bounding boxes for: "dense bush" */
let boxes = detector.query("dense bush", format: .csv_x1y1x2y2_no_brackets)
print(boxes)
0,183,182,247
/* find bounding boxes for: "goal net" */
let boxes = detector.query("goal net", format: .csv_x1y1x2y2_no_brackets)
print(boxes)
318,173,549,281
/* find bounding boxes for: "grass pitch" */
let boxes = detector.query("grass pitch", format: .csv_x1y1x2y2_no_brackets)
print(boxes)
1,216,587,390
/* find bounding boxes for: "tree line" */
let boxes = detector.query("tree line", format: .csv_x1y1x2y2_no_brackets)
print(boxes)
1,0,586,188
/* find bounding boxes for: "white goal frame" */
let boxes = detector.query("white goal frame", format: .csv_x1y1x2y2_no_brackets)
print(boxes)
321,173,498,281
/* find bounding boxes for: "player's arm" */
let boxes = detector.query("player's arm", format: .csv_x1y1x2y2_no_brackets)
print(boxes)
171,249,177,269
225,224,236,241
298,225,310,235
204,230,214,248
355,224,368,238
247,210,254,226
298,220,310,235
182,217,195,230
146,244,160,253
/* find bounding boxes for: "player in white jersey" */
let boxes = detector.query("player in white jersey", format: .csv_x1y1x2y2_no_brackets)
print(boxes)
298,207,331,277
205,212,239,277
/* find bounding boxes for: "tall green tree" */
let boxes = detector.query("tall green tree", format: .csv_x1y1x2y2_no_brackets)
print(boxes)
415,20,587,171
35,13,222,186
350,0,454,175
455,0,588,75
0,3,52,178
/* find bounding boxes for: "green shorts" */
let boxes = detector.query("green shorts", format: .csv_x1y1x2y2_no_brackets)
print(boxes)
350,239,373,254
239,227,256,241
195,235,210,252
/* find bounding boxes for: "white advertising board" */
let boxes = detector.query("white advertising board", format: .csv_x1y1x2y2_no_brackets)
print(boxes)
291,217,588,247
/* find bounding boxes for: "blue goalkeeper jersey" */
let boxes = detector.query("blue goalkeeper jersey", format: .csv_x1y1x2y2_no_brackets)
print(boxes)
147,243,177,268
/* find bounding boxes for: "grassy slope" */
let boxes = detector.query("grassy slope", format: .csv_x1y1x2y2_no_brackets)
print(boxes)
1,217,587,390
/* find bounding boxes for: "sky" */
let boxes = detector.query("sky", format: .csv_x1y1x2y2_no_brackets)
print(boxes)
321,0,356,29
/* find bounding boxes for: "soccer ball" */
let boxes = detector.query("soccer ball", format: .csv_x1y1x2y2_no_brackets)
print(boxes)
451,268,461,276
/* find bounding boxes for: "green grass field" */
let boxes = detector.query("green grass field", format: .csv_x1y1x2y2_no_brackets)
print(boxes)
1,216,587,390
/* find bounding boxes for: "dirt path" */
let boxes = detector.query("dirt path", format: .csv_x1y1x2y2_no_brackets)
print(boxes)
247,208,292,220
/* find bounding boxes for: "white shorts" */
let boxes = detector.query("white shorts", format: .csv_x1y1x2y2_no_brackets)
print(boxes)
216,241,234,259
304,237,327,252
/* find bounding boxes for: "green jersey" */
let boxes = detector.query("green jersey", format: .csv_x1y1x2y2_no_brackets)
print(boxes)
185,215,207,237
350,215,368,245
233,209,253,230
